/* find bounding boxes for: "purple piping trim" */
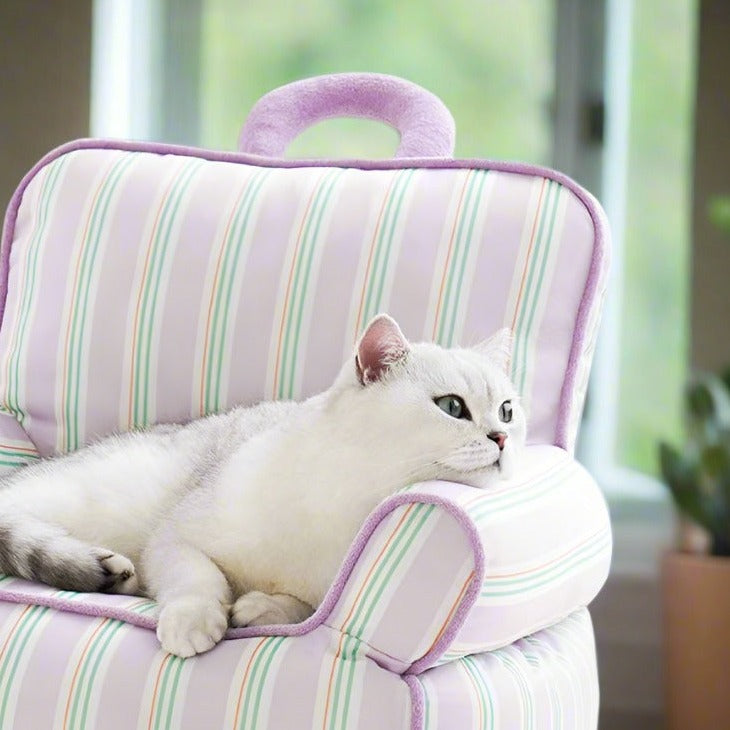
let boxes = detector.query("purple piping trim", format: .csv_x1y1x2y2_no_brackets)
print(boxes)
0,589,157,630
0,489,485,675
0,137,609,450
404,674,426,730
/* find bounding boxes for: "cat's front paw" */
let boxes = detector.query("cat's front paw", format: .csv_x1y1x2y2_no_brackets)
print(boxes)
157,597,228,657
231,591,313,627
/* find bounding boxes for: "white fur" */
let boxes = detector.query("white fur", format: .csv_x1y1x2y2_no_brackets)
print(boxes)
0,316,526,657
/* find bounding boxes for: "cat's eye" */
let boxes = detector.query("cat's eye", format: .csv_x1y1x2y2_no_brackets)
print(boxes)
434,395,471,420
499,400,513,423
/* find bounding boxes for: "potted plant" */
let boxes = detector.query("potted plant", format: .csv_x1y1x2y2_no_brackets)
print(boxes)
658,194,730,730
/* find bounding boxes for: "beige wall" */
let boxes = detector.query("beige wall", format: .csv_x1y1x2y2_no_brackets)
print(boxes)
0,0,93,212
691,0,730,371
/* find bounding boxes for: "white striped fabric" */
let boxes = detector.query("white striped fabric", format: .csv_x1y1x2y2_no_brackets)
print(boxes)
0,145,604,462
0,589,597,730
416,609,599,730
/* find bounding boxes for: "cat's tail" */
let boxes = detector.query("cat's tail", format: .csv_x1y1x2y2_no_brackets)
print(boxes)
0,509,139,594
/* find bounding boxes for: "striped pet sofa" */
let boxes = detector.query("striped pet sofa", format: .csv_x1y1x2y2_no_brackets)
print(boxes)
0,74,611,729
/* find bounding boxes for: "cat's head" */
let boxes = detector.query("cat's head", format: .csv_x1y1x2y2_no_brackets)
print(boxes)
333,313,527,488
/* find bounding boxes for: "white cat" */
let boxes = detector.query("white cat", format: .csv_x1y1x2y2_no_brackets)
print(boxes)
0,314,526,657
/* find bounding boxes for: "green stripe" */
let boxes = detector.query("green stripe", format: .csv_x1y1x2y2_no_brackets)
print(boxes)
524,637,562,726
516,184,561,394
346,504,434,637
328,634,361,730
8,157,70,424
238,637,286,730
467,461,575,522
132,160,203,426
0,605,49,724
0,449,39,460
163,656,185,730
480,531,611,598
278,169,343,399
153,654,185,730
512,181,561,394
462,655,494,730
445,170,489,346
360,169,416,326
204,170,269,413
437,170,488,346
73,619,125,730
499,652,534,730
64,153,137,451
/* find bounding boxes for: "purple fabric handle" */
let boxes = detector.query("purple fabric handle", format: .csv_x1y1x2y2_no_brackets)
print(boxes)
238,73,456,159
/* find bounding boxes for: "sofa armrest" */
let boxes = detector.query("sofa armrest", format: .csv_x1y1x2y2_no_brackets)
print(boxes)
321,445,612,674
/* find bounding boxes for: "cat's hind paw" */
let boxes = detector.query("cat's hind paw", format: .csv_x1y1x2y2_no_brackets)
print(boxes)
157,597,228,658
231,591,313,627
94,550,139,595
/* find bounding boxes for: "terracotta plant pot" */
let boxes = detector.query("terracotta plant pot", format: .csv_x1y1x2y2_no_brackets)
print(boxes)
662,551,730,729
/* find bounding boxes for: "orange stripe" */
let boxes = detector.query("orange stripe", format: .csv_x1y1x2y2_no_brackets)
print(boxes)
271,174,326,399
353,175,399,338
485,528,607,579
509,178,547,331
0,604,33,664
0,444,37,455
232,638,268,729
59,162,116,451
146,653,173,730
126,169,182,426
198,179,252,414
338,503,417,631
431,171,473,340
63,618,109,730
422,571,474,657
321,632,348,730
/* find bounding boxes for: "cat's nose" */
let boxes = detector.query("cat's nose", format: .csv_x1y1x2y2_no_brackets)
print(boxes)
488,431,507,451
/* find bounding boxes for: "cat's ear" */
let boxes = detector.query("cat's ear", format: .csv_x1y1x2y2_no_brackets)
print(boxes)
355,314,410,385
474,327,513,374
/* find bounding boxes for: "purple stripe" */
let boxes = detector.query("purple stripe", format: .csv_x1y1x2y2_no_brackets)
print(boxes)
81,153,167,441
94,623,161,730
153,163,249,423
5,602,91,728
17,153,96,453
388,169,464,339
356,659,413,728
264,633,326,729
298,170,372,396
223,170,301,407
178,636,259,730
461,172,535,345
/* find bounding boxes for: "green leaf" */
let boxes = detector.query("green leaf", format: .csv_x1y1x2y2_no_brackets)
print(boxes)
708,195,730,236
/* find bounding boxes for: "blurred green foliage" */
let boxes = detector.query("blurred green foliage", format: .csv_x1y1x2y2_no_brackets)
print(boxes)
200,0,553,162
200,0,697,477
618,0,697,474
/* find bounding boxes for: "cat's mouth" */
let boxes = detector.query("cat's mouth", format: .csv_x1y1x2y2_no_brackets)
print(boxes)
435,447,506,488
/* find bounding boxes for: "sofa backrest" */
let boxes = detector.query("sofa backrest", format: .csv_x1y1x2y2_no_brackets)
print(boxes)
0,136,608,463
